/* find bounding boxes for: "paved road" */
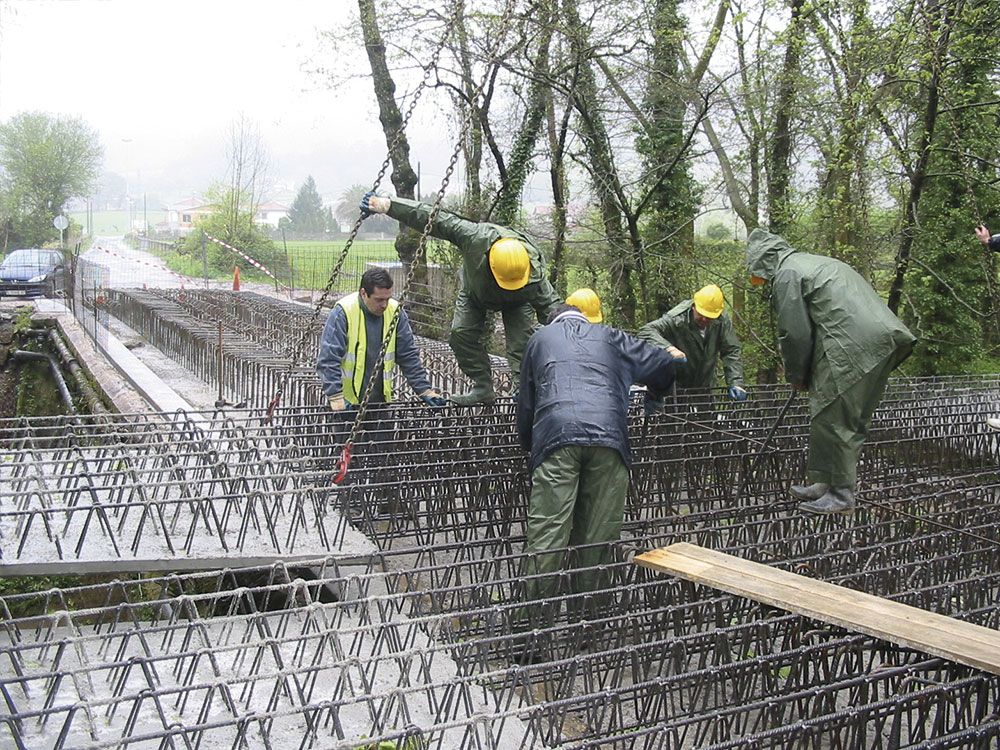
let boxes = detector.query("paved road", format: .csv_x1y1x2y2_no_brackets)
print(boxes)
80,235,195,289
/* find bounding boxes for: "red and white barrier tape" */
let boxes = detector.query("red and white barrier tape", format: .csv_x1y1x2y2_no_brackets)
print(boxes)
93,244,189,282
203,232,287,288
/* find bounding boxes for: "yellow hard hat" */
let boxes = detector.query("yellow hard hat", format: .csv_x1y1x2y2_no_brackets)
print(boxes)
566,287,603,323
693,284,725,319
488,237,531,291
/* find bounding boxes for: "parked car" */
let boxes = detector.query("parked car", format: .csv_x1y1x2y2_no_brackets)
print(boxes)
0,248,68,298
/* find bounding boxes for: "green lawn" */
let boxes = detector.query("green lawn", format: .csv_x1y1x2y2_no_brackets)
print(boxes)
70,210,168,235
278,239,452,290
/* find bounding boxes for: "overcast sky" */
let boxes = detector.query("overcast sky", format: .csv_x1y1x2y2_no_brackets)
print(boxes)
0,0,455,205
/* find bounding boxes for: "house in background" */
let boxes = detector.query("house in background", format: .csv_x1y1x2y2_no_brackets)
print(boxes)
255,201,290,228
161,197,290,234
163,197,216,235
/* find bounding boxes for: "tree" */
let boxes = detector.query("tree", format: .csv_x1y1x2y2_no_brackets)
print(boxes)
0,111,102,247
287,176,327,234
222,115,271,239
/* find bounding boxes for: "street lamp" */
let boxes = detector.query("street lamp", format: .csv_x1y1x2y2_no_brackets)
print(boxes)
122,137,132,233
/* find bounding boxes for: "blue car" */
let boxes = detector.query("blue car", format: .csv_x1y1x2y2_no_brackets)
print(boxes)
0,248,67,298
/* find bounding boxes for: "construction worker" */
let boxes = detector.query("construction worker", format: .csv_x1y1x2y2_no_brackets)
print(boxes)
746,228,916,514
566,287,603,323
316,266,445,411
359,193,560,405
974,225,1000,431
516,303,676,609
638,284,747,400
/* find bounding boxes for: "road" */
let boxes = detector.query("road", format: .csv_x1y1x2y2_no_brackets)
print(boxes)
79,235,194,288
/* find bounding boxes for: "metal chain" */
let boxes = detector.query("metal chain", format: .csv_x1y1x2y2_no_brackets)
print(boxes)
334,0,521,482
265,0,465,421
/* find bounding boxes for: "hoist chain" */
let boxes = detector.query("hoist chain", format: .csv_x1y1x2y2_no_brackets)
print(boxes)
265,0,466,422
334,0,521,482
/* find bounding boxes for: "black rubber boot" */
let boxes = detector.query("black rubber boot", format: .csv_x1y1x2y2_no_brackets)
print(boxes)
799,487,855,514
790,482,830,501
449,383,496,406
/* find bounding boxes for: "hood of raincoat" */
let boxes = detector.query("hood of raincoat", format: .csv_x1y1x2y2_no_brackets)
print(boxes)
746,228,797,280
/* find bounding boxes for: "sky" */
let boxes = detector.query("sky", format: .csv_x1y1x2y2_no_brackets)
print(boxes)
0,0,455,206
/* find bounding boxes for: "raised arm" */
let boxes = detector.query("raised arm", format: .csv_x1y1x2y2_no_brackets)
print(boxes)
386,197,495,253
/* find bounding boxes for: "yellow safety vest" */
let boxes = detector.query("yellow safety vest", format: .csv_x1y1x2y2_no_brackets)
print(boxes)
336,292,398,404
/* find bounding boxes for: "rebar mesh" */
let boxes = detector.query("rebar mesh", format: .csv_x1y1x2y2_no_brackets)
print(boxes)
1,289,999,747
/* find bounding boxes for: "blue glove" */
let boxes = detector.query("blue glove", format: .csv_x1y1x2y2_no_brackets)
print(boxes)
359,192,390,218
665,345,687,363
420,390,447,407
728,385,748,402
359,191,374,218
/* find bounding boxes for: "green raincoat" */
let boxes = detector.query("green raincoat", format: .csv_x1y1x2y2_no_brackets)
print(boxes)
746,228,916,487
638,301,745,390
387,198,561,386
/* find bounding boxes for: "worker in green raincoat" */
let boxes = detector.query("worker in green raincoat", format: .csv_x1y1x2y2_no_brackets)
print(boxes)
359,193,561,405
746,228,916,514
638,284,747,400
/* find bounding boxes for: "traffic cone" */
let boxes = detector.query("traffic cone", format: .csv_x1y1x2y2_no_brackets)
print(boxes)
233,265,241,292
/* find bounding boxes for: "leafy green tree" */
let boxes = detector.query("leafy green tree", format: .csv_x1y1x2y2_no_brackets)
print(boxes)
0,112,102,247
181,185,287,278
287,175,327,234
903,1,999,375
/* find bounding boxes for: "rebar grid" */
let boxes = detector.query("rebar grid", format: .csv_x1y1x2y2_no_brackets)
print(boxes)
0,408,376,573
1,356,999,746
0,505,998,749
1,379,997,569
103,288,516,404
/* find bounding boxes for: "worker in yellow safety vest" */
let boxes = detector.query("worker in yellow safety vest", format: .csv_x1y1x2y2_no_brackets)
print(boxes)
317,266,445,410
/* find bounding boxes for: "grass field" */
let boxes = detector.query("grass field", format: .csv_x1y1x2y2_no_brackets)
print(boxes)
70,210,169,235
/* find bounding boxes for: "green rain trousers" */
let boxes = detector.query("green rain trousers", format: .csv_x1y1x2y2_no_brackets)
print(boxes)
806,353,896,489
450,289,537,387
523,445,630,605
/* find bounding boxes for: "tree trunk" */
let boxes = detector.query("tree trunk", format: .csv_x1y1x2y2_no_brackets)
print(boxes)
492,14,553,226
546,85,570,296
454,6,485,219
887,0,953,315
767,0,806,234
562,0,636,327
358,0,428,325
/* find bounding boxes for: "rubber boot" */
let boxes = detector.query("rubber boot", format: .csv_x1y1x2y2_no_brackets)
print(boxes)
799,487,855,514
450,383,496,406
790,482,830,501
988,416,1000,431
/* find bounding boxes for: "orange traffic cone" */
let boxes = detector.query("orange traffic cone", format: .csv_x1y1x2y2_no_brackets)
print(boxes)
233,265,241,292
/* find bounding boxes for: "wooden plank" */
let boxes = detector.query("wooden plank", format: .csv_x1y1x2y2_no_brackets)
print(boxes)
635,542,1000,676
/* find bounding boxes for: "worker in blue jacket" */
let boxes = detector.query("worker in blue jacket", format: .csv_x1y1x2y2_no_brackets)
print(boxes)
517,303,675,605
316,266,445,410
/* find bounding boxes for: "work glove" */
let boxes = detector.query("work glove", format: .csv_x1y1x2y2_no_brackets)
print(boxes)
328,394,347,411
728,385,748,402
420,389,447,407
665,345,687,363
359,191,391,218
644,395,665,416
